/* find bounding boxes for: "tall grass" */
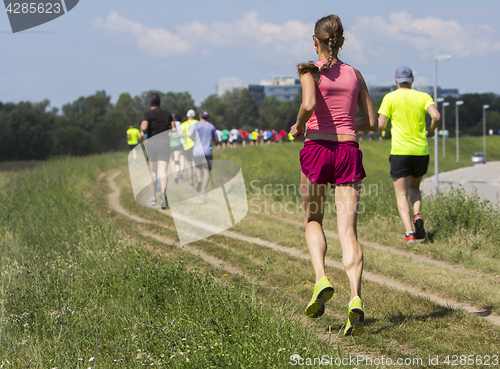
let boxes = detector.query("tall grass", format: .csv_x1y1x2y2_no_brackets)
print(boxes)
216,136,500,268
1,135,499,366
0,154,343,367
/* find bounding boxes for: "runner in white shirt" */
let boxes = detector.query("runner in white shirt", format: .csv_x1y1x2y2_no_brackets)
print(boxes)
216,129,223,150
230,127,239,148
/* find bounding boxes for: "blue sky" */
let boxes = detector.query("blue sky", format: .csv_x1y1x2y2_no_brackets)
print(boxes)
1,0,500,112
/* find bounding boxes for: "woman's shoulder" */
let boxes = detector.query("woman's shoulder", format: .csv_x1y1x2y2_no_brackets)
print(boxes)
338,62,357,73
324,62,360,88
316,60,327,68
329,61,360,79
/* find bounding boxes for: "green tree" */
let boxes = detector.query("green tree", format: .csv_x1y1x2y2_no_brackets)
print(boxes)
486,110,500,134
114,92,144,125
258,96,297,131
200,94,230,129
0,100,54,160
93,93,145,152
164,92,196,119
199,89,259,129
51,125,95,156
61,90,112,132
459,93,497,135
234,89,258,130
468,110,500,136
443,93,499,136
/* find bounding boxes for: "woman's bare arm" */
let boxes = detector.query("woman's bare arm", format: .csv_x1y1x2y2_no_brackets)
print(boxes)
290,72,317,137
354,69,377,132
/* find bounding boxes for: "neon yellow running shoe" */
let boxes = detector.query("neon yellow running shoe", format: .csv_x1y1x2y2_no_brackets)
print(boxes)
305,276,334,318
344,297,364,336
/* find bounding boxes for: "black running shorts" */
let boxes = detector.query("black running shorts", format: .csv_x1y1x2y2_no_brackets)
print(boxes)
389,155,429,178
194,155,213,170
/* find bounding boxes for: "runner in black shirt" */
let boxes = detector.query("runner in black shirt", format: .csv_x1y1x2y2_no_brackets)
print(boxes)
141,93,174,209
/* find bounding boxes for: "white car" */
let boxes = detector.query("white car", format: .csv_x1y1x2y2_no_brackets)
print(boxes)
471,152,486,164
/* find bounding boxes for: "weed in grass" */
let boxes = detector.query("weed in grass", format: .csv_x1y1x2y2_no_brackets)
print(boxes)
0,154,348,368
426,187,500,250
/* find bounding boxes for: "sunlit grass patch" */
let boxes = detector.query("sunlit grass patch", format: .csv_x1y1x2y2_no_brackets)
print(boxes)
0,153,349,368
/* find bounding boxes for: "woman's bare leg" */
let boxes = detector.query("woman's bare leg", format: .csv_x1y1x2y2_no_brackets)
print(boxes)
335,181,363,300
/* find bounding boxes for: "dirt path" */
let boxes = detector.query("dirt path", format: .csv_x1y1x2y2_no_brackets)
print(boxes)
105,170,345,324
105,170,500,327
257,212,481,276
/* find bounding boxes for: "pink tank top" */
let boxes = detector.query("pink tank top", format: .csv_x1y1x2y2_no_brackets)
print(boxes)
306,61,359,137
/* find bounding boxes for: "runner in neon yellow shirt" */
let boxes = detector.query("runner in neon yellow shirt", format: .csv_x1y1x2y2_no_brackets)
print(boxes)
179,109,198,188
127,125,141,145
251,130,258,145
379,89,434,155
126,125,142,165
378,66,440,243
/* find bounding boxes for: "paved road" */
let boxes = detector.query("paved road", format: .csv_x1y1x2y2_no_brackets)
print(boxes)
421,161,500,207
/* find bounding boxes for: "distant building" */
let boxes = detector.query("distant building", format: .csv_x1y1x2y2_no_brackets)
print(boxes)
368,85,397,100
247,85,265,105
259,76,298,86
218,76,301,105
437,88,460,99
219,77,459,106
369,85,459,100
216,77,245,97
249,76,301,105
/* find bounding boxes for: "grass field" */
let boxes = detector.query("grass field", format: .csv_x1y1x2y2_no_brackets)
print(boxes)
1,135,499,368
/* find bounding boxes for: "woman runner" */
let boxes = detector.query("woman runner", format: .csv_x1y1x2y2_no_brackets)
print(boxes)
290,14,377,336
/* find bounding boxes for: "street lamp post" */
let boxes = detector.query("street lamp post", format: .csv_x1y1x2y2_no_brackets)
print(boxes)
483,104,490,158
433,54,452,190
455,100,464,163
442,102,450,158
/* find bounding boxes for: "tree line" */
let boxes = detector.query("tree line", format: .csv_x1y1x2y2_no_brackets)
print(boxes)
0,89,498,160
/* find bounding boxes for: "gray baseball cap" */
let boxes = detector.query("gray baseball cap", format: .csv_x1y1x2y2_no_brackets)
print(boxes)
395,66,414,83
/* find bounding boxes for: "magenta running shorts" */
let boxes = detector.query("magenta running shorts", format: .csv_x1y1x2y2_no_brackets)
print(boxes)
300,140,366,186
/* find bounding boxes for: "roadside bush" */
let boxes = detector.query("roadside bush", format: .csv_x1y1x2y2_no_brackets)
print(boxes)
426,187,500,256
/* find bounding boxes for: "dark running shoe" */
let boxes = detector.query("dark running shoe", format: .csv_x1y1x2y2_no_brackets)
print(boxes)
160,192,168,209
413,213,426,239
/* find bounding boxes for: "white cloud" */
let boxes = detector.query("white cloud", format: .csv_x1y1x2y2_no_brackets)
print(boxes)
348,11,500,63
92,11,313,61
92,12,190,57
92,10,500,67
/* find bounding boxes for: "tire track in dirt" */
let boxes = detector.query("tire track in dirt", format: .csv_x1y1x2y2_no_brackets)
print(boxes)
104,170,347,323
104,170,399,359
105,170,500,327
256,213,481,276
107,171,252,278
